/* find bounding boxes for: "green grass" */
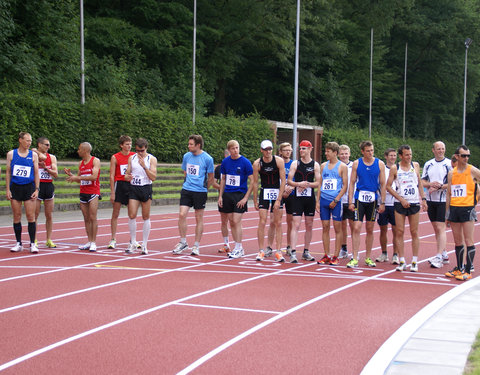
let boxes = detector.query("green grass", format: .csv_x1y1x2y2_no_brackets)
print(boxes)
465,330,480,375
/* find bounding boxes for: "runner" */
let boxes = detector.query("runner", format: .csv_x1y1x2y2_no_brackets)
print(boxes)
287,140,321,263
213,149,232,254
108,135,135,250
64,142,101,252
347,140,386,268
172,134,214,256
124,138,157,255
279,142,295,255
385,145,427,272
6,132,40,253
421,141,451,268
338,144,354,259
253,140,286,262
376,148,399,264
32,136,58,248
445,145,480,281
218,140,254,259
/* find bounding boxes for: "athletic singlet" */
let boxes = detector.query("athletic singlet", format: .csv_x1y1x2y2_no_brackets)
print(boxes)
259,157,280,189
384,166,395,206
10,149,34,185
422,158,451,202
114,151,135,181
294,159,315,198
450,165,476,207
395,162,419,204
79,156,100,195
39,153,54,183
354,158,380,202
341,161,354,204
321,160,342,201
130,154,153,186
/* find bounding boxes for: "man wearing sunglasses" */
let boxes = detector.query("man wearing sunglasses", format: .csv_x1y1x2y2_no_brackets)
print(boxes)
445,145,480,281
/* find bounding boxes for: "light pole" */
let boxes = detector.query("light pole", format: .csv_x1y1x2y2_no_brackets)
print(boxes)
80,0,85,104
192,0,197,125
403,42,408,141
369,28,373,139
462,37,472,145
292,0,300,160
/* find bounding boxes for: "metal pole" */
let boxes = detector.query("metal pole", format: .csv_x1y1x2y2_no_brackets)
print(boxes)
403,42,408,141
80,0,85,104
462,38,472,145
292,0,300,160
369,28,373,139
192,0,197,125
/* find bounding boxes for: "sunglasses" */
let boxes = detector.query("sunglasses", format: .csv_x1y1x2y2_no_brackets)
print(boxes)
459,154,470,158
136,148,146,152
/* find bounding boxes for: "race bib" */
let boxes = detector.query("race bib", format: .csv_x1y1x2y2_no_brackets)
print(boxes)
358,190,375,203
263,188,279,201
13,165,31,178
451,184,467,198
132,175,143,186
402,183,417,197
322,178,337,191
120,164,128,176
296,187,312,197
81,173,92,185
39,168,51,180
186,163,200,176
226,174,240,187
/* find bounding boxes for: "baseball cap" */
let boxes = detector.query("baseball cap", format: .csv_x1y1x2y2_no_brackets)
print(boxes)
260,140,273,150
299,140,312,148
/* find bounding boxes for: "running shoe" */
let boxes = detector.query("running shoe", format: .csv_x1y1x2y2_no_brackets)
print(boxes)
396,262,407,271
141,245,148,255
256,250,265,261
45,240,57,248
275,251,285,262
339,248,349,259
228,248,244,259
30,243,39,254
89,243,97,252
107,239,116,249
135,242,142,249
264,246,273,257
410,262,418,272
218,244,230,253
442,251,450,264
429,256,444,269
455,272,472,281
329,256,339,265
317,254,331,264
34,239,38,245
365,257,376,267
376,253,389,262
391,254,400,265
347,258,358,268
190,245,200,256
286,245,293,256
10,243,23,252
79,242,91,250
445,267,463,278
172,242,188,254
125,242,136,254
471,265,475,273
302,251,315,261
290,252,298,263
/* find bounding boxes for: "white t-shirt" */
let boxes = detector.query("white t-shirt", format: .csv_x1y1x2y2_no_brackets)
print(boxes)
421,157,451,202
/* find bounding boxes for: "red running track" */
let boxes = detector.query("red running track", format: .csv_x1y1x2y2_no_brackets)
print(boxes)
0,208,478,374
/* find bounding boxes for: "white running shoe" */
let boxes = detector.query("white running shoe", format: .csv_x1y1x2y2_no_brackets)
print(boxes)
172,242,188,254
391,254,400,265
190,245,200,256
339,249,349,259
141,245,148,255
290,252,298,263
10,243,23,252
396,262,407,272
135,242,142,249
228,248,244,259
376,253,389,262
410,262,418,272
125,242,136,254
442,252,450,264
30,243,39,254
107,239,116,249
89,243,97,252
429,256,443,269
79,242,91,250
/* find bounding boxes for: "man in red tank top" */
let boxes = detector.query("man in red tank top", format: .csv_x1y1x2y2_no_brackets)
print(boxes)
64,142,101,252
32,137,58,248
108,135,135,250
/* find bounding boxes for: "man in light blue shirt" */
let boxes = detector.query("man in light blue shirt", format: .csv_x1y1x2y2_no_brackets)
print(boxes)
173,134,214,256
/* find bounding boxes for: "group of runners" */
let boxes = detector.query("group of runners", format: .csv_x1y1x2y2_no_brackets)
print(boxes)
5,132,479,281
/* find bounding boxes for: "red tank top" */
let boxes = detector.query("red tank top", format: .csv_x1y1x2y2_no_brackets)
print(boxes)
79,156,101,194
39,153,53,183
114,151,135,181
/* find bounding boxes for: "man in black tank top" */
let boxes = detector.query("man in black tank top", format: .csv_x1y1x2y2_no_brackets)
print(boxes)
287,140,321,263
252,140,286,262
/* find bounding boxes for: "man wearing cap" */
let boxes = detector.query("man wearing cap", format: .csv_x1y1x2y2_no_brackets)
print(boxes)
218,140,254,259
172,134,214,256
287,140,321,263
253,140,286,262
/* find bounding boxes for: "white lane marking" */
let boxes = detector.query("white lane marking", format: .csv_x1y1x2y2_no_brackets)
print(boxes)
174,302,281,315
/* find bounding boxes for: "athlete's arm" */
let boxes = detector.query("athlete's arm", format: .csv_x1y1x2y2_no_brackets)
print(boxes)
445,170,453,224
109,154,117,203
378,160,386,213
218,174,226,208
276,156,286,207
348,160,358,210
48,154,58,179
252,159,260,210
145,155,157,182
414,162,427,211
5,150,13,200
31,152,39,199
238,174,254,208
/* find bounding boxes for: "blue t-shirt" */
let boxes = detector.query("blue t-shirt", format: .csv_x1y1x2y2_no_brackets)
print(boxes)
181,151,214,193
11,149,35,185
220,155,253,193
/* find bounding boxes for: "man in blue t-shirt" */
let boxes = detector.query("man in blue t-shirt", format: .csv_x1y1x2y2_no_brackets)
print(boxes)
172,134,214,256
218,140,254,259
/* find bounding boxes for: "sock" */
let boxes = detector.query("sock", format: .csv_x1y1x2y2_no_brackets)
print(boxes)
341,244,347,250
142,219,151,247
400,257,406,263
223,237,229,245
412,256,418,263
291,249,296,253
455,245,465,269
303,248,309,253
466,245,475,273
180,237,187,244
13,222,22,243
235,242,241,250
194,241,200,247
129,218,136,244
382,251,387,255
27,222,36,244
